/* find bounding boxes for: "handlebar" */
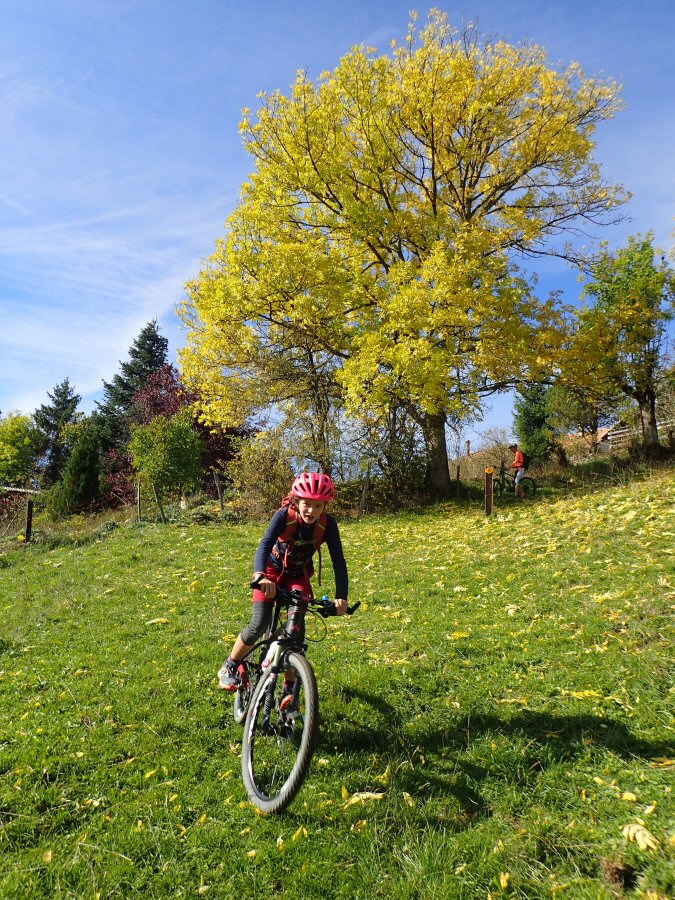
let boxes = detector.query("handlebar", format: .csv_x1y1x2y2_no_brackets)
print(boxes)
250,577,360,617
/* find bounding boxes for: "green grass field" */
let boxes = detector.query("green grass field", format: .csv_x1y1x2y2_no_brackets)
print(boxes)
1,471,674,898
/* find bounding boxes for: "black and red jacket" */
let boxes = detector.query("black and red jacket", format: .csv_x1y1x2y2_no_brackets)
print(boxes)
254,507,348,599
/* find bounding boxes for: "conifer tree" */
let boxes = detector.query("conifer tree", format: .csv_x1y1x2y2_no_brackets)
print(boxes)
97,320,169,447
46,423,102,518
33,378,81,485
513,384,553,461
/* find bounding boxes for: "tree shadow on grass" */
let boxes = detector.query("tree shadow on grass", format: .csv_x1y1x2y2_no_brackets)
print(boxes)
321,686,674,826
334,686,673,761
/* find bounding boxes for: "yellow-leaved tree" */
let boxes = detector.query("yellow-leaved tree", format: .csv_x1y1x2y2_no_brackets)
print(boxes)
180,10,626,495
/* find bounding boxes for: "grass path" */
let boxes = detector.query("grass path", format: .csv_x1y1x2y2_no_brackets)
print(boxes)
1,471,674,898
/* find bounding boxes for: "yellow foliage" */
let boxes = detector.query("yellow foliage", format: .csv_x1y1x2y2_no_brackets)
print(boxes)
179,11,625,431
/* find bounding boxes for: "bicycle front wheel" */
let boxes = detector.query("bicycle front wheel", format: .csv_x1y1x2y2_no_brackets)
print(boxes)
520,477,536,499
493,478,503,501
241,651,318,814
233,670,252,725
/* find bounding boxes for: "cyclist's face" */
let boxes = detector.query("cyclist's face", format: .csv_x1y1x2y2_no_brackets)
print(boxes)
297,499,326,524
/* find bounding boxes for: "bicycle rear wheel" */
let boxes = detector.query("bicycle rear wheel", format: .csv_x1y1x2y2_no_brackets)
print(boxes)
520,477,536,499
241,651,318,814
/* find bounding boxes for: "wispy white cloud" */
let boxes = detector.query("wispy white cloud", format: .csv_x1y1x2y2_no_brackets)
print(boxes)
1,0,673,425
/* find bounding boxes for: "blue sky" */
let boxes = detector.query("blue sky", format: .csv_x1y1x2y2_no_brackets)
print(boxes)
1,0,673,444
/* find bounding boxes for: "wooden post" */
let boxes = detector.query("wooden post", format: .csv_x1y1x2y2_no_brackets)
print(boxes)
484,467,494,516
136,479,142,522
455,465,460,498
25,500,34,543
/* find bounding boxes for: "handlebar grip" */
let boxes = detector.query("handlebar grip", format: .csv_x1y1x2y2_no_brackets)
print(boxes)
322,600,361,617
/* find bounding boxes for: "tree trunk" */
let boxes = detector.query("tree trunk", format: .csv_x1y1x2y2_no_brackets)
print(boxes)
358,466,371,518
152,482,167,524
421,413,451,498
638,392,660,449
213,471,224,510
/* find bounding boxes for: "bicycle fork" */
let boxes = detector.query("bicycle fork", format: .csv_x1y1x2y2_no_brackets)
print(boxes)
261,641,285,731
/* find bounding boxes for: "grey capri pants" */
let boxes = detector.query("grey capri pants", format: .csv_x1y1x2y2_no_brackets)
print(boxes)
241,602,275,645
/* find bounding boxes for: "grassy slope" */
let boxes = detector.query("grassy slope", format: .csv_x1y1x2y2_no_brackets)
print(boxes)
1,472,673,899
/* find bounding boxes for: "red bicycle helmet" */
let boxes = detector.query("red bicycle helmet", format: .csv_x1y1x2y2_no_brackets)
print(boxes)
291,472,335,502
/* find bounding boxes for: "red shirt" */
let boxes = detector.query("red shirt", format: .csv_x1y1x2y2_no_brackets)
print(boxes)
512,449,524,469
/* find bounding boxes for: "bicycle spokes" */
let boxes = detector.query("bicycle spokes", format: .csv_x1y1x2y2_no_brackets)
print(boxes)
242,651,318,813
248,669,305,793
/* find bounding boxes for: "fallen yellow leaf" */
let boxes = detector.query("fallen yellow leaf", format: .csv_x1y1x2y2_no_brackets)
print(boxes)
374,764,391,786
342,791,385,808
622,823,659,851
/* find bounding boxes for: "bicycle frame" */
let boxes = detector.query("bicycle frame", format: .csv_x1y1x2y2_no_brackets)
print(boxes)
235,582,358,716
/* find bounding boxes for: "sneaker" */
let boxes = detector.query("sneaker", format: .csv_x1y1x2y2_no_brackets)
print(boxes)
218,659,240,691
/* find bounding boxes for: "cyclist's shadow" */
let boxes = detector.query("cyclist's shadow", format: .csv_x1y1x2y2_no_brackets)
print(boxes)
328,686,673,824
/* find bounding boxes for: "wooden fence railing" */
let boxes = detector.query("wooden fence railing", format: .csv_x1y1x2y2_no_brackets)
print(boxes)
608,419,675,450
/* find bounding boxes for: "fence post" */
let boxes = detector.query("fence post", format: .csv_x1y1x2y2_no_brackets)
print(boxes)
25,500,34,543
484,467,494,516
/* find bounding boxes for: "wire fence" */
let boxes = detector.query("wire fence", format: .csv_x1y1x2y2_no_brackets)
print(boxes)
0,489,43,546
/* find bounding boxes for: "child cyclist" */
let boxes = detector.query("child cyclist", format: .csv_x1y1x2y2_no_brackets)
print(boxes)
218,472,348,692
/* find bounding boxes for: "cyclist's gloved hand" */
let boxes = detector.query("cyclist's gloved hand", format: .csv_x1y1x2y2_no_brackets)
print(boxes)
334,598,348,616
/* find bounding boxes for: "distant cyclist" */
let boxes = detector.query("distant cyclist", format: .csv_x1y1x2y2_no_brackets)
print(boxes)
218,473,348,701
509,443,527,500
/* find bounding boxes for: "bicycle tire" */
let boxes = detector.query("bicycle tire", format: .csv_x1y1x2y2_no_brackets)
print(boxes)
241,651,318,814
520,477,536,499
493,478,503,501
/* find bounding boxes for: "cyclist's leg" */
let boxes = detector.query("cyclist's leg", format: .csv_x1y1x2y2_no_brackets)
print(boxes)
514,467,525,498
280,572,313,697
218,571,278,689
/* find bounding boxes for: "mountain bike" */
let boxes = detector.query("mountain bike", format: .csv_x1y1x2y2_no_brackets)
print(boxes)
493,462,536,500
233,578,359,814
